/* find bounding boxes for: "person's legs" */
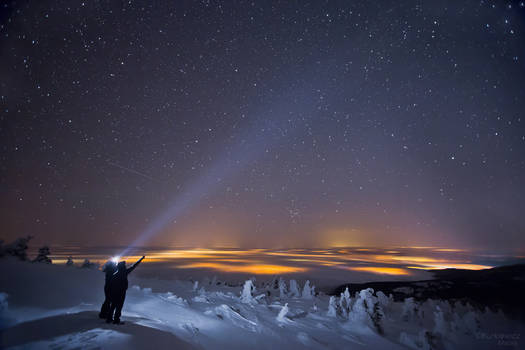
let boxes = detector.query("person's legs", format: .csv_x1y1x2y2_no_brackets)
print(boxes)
99,285,110,319
113,293,126,323
107,298,116,323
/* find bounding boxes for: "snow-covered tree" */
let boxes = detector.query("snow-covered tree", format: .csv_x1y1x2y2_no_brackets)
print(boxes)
192,281,199,292
371,301,385,334
278,277,287,299
376,291,391,310
433,305,449,337
33,246,52,264
402,297,418,322
338,287,351,318
276,303,289,322
349,288,377,325
327,296,337,317
301,280,314,299
289,279,300,298
460,311,480,335
240,280,256,303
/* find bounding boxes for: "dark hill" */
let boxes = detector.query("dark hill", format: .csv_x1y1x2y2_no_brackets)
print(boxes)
331,264,525,320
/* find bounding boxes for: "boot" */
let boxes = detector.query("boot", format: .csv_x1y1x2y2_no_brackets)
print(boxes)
113,318,124,325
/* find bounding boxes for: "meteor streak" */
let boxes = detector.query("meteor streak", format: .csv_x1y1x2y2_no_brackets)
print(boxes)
107,160,156,181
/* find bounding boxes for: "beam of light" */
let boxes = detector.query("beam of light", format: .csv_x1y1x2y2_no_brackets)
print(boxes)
118,82,326,257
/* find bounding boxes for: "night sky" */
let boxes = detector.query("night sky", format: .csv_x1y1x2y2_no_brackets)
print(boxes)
1,0,524,251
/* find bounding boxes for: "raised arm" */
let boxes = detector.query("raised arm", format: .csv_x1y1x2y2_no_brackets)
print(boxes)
127,255,145,274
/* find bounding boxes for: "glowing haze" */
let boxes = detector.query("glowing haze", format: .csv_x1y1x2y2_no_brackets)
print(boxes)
1,1,525,253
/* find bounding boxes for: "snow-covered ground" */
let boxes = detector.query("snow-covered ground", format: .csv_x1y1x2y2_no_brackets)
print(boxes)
0,258,523,349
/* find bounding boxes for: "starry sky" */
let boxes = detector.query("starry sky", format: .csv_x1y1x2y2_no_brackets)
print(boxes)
1,0,524,251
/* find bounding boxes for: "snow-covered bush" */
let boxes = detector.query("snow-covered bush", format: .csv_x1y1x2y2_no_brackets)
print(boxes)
192,286,209,303
276,303,289,322
301,280,315,299
33,246,52,264
289,279,300,298
240,280,256,304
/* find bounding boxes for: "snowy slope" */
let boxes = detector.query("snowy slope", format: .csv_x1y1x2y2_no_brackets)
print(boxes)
0,258,523,349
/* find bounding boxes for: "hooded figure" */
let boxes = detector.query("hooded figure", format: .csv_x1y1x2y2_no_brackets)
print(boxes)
99,260,117,319
106,255,145,324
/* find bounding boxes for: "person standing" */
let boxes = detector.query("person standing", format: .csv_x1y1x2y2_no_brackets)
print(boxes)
106,255,145,324
99,260,117,319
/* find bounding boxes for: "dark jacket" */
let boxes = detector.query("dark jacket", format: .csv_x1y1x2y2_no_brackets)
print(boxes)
103,262,117,284
109,257,144,297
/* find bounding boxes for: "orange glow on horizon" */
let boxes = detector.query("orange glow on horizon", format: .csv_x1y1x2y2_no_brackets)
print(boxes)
408,263,492,270
178,262,308,274
345,266,411,275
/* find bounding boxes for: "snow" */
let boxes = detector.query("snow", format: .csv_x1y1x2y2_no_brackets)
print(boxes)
1,258,524,349
276,303,289,323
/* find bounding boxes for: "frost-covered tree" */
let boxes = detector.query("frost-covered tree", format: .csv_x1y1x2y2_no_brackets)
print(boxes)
433,305,449,337
338,287,351,318
289,279,300,298
4,236,32,261
240,280,256,303
376,291,391,310
349,288,377,325
402,297,418,322
371,301,385,334
301,280,315,299
459,311,479,335
276,303,289,322
33,246,52,264
327,296,337,317
278,277,287,299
